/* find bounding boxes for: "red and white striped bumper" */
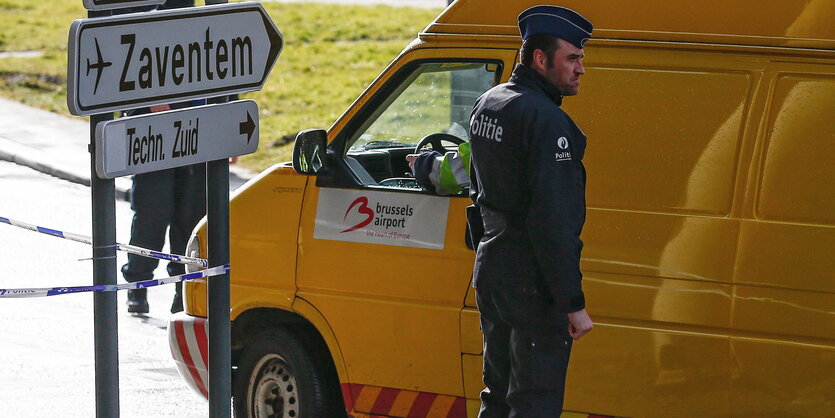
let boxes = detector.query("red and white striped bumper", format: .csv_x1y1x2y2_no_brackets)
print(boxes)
342,383,466,417
168,312,209,399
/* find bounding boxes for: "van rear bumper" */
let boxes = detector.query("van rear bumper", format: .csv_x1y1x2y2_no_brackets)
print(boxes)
168,312,209,399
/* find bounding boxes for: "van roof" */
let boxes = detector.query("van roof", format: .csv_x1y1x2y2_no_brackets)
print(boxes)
425,0,835,50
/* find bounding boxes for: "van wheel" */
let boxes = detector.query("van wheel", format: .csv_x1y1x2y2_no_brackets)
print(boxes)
233,328,339,418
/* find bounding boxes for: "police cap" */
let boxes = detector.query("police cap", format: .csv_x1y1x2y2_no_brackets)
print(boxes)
518,5,593,49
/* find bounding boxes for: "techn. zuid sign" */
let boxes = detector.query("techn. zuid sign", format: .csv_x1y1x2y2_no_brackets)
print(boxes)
94,100,259,178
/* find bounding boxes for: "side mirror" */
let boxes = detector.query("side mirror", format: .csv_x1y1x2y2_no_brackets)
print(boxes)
292,129,327,175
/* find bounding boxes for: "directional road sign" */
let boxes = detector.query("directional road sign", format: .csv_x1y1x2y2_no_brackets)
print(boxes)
82,0,164,11
68,2,282,116
95,100,259,178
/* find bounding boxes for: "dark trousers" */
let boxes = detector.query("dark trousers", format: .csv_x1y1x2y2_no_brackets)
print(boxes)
476,284,573,418
121,165,206,294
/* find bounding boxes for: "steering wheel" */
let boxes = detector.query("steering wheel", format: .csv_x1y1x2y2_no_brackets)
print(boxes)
414,132,466,154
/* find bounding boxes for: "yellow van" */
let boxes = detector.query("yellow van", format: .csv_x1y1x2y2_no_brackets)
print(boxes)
169,0,835,416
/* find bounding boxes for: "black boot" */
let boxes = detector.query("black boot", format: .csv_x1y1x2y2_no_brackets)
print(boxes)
127,288,149,314
170,282,184,314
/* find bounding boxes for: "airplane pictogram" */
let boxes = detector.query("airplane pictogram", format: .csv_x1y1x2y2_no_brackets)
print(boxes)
85,38,112,95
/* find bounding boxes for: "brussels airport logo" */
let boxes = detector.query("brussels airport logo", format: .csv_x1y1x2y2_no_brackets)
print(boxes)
342,197,374,233
555,136,572,162
340,196,415,240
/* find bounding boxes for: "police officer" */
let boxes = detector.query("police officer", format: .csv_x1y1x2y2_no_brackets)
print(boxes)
468,6,594,417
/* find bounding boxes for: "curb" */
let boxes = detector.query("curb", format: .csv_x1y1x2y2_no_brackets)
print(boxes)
0,135,133,201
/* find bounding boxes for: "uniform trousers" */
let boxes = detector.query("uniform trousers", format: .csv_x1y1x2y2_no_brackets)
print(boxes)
476,283,573,418
121,165,206,299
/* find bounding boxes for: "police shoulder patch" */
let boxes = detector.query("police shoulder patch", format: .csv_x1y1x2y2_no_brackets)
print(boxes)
555,136,572,162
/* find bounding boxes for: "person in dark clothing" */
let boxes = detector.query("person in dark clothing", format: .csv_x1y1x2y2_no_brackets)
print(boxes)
468,6,594,417
122,160,205,314
119,0,204,314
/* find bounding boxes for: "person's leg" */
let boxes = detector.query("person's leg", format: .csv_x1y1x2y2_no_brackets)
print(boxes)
121,170,176,313
506,327,573,417
476,287,512,418
484,281,573,418
167,164,206,313
500,294,572,418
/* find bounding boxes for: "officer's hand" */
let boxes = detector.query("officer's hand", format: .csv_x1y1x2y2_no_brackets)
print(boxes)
567,309,593,340
406,154,419,171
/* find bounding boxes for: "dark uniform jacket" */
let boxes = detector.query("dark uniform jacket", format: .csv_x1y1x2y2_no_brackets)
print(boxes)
469,64,587,314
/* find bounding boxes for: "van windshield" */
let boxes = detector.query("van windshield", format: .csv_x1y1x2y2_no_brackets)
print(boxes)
348,62,500,151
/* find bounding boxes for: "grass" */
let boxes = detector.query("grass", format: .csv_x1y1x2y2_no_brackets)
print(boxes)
0,0,441,171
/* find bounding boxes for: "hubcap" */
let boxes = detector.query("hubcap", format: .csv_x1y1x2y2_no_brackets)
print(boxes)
249,354,299,418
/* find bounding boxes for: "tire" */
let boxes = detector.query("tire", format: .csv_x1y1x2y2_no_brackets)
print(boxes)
233,328,342,418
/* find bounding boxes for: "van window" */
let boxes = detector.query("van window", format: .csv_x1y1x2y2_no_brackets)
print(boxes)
348,62,499,151
758,75,835,225
340,61,500,188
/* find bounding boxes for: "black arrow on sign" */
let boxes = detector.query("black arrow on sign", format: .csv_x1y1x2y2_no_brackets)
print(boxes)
239,111,255,144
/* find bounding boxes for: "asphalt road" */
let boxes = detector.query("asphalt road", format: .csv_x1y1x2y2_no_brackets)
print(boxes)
0,161,207,417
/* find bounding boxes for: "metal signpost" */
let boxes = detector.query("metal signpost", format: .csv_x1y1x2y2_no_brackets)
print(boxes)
95,100,259,178
83,6,119,416
71,1,281,416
